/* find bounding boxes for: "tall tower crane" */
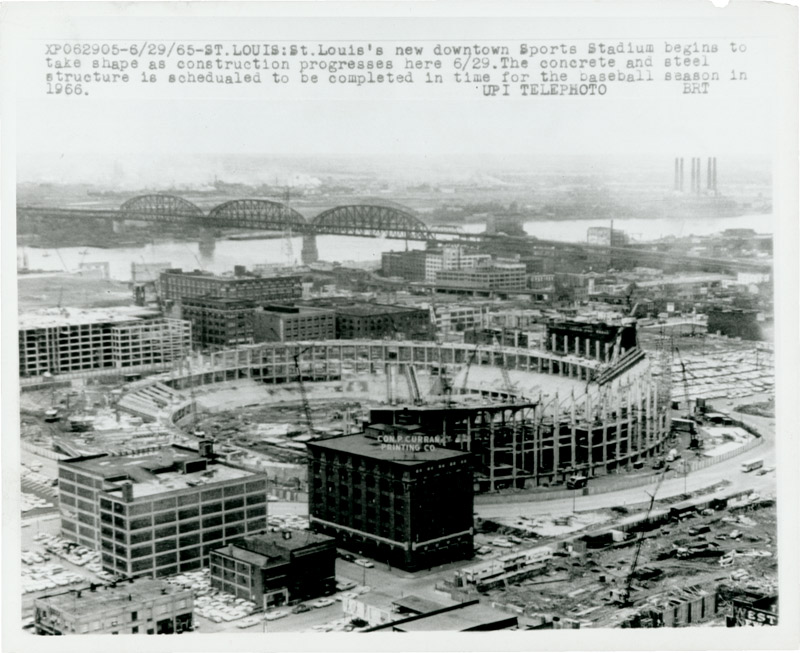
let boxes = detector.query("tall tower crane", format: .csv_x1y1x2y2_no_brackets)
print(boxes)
292,345,315,435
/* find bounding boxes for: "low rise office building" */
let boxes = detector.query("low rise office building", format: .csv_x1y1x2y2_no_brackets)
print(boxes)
159,267,302,304
57,441,270,577
180,296,257,350
209,530,336,606
34,578,193,635
253,304,336,342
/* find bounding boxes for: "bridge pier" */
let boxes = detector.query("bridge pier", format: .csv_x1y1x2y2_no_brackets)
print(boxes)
301,233,319,264
198,228,216,261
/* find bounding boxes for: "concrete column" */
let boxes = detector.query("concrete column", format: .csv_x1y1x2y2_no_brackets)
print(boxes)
615,390,623,468
595,341,600,360
570,394,577,471
551,334,557,351
552,393,559,480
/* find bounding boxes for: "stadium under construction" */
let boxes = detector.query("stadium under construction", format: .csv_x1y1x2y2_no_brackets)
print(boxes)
149,320,672,493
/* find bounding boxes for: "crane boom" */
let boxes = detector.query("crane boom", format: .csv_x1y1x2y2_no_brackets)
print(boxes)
619,466,669,605
292,346,314,434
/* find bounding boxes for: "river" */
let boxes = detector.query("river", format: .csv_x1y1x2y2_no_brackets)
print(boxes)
18,213,771,282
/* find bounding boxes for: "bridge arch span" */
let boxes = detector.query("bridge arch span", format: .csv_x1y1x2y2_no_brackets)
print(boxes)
208,199,308,231
312,204,431,240
120,194,204,217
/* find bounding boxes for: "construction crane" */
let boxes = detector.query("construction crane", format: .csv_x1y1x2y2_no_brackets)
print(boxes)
403,364,424,406
613,465,669,606
460,344,481,396
292,345,315,435
674,346,701,448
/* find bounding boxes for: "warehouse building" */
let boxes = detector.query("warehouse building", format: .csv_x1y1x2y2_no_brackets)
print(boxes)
179,296,257,350
34,578,193,635
209,530,336,606
57,441,270,577
18,307,191,378
253,304,336,343
307,427,474,571
381,249,428,282
159,267,302,304
303,299,432,341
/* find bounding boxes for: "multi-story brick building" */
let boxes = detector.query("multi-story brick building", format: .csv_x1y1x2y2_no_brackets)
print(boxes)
179,297,256,350
34,578,193,635
381,249,428,282
253,305,336,343
57,441,269,578
18,308,191,378
381,245,490,283
307,426,474,571
159,267,302,305
210,531,336,607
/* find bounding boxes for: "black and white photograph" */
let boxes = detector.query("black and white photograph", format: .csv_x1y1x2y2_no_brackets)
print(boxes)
1,2,797,651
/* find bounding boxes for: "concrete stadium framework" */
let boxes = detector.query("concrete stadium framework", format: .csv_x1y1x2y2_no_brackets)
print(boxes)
152,340,671,492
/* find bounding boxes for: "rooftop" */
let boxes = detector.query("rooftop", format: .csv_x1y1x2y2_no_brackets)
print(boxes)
35,578,190,618
214,530,335,567
19,306,161,330
62,445,258,499
307,432,469,465
393,603,517,632
257,304,334,316
331,302,425,317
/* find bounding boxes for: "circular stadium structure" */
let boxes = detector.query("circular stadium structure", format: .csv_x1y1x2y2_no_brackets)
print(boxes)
119,337,671,493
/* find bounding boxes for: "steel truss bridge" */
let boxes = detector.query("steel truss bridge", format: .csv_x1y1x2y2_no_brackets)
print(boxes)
18,194,439,241
18,193,771,271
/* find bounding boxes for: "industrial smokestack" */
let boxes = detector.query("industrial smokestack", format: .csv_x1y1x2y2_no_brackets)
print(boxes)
674,158,680,191
707,157,712,191
713,157,718,193
690,158,696,194
679,158,684,191
696,157,702,194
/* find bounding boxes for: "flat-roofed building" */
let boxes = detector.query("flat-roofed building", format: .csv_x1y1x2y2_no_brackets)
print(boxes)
307,427,473,571
159,267,302,304
57,441,269,578
34,577,193,635
388,601,518,631
332,302,432,341
18,307,190,378
180,297,256,350
435,260,527,295
253,304,336,343
209,530,336,606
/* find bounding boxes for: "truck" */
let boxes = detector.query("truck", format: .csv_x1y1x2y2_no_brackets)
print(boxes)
665,449,679,463
566,474,588,489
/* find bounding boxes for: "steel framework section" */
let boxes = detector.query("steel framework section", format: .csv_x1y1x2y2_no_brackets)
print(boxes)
207,199,308,231
119,194,204,221
312,204,432,240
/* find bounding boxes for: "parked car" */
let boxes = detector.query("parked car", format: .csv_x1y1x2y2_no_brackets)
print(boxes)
264,609,289,621
312,598,335,608
291,603,310,614
353,558,374,568
338,552,356,562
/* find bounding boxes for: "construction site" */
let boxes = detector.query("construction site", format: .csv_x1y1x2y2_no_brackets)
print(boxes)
442,480,777,629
